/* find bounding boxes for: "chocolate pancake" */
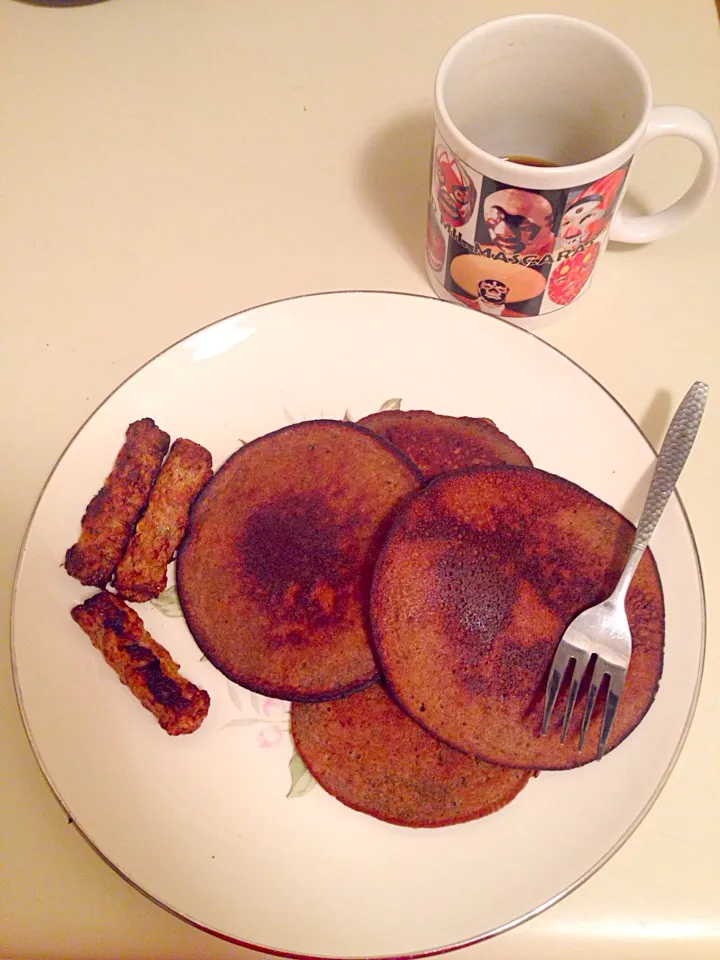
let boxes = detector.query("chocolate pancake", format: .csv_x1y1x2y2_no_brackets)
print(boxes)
357,410,532,481
291,683,531,827
177,420,421,701
371,467,664,769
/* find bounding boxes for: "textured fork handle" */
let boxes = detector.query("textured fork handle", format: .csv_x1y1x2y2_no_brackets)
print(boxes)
633,381,709,551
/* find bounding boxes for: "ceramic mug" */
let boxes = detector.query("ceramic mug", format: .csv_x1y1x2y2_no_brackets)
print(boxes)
425,14,719,326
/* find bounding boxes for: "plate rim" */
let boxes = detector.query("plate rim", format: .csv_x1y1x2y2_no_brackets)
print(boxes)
10,289,707,960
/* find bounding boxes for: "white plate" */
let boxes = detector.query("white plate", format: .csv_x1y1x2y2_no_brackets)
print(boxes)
12,292,704,959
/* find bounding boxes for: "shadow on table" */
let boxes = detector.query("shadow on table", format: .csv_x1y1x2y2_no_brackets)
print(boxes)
12,0,110,6
358,109,434,276
621,388,671,521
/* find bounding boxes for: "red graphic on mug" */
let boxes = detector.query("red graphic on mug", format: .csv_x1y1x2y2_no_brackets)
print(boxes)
426,207,447,273
434,148,477,227
548,243,601,305
483,188,556,257
449,253,547,318
548,167,627,305
555,169,626,254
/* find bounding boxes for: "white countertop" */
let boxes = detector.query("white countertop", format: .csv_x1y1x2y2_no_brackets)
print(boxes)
2,1,719,958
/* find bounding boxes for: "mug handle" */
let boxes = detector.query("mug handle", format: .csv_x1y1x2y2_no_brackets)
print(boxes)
610,105,719,244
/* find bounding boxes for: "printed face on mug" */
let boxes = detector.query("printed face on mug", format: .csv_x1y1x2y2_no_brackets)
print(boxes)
425,14,718,325
483,189,555,257
479,278,509,306
434,149,477,227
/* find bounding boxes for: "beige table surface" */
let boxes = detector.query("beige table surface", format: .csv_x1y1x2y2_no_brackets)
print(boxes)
2,1,720,958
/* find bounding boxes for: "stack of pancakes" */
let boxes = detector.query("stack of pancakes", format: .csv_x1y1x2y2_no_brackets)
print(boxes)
177,410,664,828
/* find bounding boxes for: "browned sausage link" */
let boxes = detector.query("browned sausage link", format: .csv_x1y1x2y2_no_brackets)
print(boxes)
114,439,213,602
65,419,170,587
71,591,210,735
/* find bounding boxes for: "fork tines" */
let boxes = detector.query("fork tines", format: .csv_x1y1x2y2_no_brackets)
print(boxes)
542,643,626,760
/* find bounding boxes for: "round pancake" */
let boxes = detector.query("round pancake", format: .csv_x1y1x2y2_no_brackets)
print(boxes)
371,467,664,769
357,410,532,481
177,420,421,702
291,683,532,827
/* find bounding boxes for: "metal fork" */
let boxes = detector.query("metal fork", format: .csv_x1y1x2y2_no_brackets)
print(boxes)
541,381,709,760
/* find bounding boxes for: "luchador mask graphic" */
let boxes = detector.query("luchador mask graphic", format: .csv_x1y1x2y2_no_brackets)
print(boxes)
557,169,627,252
450,253,547,309
478,278,509,305
548,243,600,306
557,195,605,253
434,148,477,227
483,189,555,257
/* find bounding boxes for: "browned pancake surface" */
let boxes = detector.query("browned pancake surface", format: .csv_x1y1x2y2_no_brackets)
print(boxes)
357,410,532,480
291,683,531,827
177,420,421,701
371,467,664,769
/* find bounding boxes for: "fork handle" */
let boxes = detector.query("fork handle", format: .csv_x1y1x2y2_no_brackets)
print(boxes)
616,381,708,596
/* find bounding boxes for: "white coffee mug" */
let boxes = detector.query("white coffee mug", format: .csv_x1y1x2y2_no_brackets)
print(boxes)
425,14,719,325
